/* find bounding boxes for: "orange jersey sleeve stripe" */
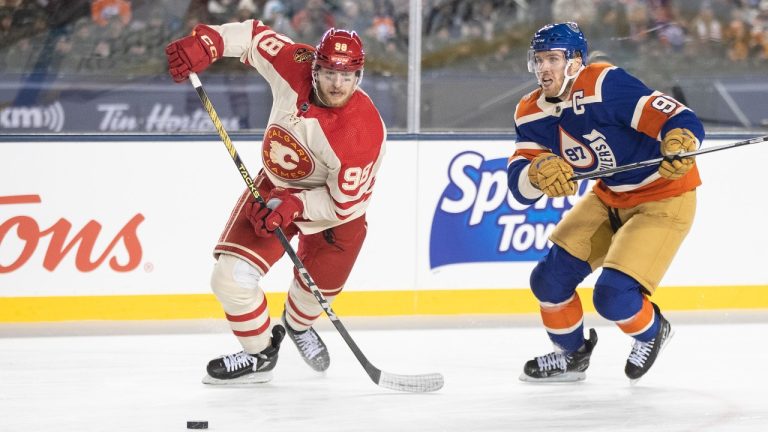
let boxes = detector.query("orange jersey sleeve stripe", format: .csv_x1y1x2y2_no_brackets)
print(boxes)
507,149,546,164
540,292,584,333
617,297,655,336
632,92,684,139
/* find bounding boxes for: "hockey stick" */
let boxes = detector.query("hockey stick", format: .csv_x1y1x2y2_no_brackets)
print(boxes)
188,72,444,393
571,135,768,182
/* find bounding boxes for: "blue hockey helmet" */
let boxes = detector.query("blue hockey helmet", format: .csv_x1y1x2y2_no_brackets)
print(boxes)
527,22,588,73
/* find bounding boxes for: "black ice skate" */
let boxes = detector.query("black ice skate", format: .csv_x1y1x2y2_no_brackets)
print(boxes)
202,324,286,385
282,311,330,372
625,303,674,383
520,328,598,382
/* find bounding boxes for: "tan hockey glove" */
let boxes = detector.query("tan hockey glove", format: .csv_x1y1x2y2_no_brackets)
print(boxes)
658,128,697,180
528,153,576,197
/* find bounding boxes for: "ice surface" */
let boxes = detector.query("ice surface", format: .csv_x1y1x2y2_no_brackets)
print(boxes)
1,313,766,432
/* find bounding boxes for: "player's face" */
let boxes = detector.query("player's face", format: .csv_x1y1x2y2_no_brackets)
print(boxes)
532,50,567,98
315,67,358,107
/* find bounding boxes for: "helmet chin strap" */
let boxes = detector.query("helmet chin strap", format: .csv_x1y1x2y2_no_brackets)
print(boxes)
553,59,583,98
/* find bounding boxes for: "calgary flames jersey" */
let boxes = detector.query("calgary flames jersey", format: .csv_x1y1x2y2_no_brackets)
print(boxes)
211,20,386,234
507,63,704,208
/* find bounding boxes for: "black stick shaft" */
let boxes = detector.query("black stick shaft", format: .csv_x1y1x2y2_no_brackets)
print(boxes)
571,135,768,181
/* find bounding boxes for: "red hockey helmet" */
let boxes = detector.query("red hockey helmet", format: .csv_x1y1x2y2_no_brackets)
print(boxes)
314,28,365,72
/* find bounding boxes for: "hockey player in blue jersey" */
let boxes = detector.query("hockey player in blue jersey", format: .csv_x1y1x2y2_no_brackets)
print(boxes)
507,22,704,383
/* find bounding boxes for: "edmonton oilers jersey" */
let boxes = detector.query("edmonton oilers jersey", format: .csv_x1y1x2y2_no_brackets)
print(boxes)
507,63,704,209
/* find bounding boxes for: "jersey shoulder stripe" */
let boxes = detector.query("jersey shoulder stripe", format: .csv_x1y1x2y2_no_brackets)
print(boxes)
572,62,615,100
514,88,545,125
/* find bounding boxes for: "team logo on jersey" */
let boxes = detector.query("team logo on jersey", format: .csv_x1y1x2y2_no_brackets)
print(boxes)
559,127,617,172
293,47,314,63
263,125,314,180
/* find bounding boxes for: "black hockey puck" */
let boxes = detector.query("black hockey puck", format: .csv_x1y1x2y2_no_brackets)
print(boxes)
187,420,208,429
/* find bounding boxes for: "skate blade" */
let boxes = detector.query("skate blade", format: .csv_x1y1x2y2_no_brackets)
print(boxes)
302,358,330,373
629,329,675,386
519,371,586,383
201,371,273,385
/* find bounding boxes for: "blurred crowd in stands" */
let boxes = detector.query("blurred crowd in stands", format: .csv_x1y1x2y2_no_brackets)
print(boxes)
1,0,767,77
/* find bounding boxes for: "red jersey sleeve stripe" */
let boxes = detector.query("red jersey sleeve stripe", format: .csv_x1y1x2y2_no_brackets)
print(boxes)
250,20,271,37
334,189,373,211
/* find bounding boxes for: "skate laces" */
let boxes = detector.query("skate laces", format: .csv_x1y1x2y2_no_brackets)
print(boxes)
627,339,655,367
222,351,255,372
294,329,324,359
535,352,569,371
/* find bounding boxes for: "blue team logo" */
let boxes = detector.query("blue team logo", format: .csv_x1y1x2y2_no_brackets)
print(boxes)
429,151,590,269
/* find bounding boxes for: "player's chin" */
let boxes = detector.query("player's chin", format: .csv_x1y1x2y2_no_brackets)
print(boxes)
541,83,558,98
326,94,352,107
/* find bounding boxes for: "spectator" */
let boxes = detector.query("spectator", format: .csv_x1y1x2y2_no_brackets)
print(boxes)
552,0,596,35
1,9,12,44
367,4,395,43
724,17,751,61
292,0,336,43
689,2,723,57
235,0,258,22
262,0,297,39
336,0,373,33
91,0,131,27
208,0,257,23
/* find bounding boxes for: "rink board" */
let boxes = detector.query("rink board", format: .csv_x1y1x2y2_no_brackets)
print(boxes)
1,135,767,321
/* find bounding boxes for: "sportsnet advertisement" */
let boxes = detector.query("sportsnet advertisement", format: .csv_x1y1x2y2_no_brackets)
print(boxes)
416,138,768,291
428,151,590,268
415,140,587,290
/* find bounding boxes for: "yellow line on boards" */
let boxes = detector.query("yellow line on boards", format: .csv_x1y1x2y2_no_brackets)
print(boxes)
1,286,767,322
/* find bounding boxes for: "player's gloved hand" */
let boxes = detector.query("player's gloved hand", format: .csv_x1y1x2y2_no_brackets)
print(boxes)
245,188,304,237
528,152,576,197
165,24,223,83
658,128,697,180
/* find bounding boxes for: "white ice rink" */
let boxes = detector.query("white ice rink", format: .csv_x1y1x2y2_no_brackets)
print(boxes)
1,312,767,432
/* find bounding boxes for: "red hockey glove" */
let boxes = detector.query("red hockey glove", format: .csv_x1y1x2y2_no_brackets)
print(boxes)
245,188,304,237
165,24,223,83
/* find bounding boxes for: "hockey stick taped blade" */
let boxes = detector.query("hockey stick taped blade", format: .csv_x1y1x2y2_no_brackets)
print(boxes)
378,372,444,393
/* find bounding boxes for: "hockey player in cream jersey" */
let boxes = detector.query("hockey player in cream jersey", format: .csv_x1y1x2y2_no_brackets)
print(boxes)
166,23,386,383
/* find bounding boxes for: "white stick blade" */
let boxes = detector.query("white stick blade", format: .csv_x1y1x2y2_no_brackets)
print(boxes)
378,372,444,393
